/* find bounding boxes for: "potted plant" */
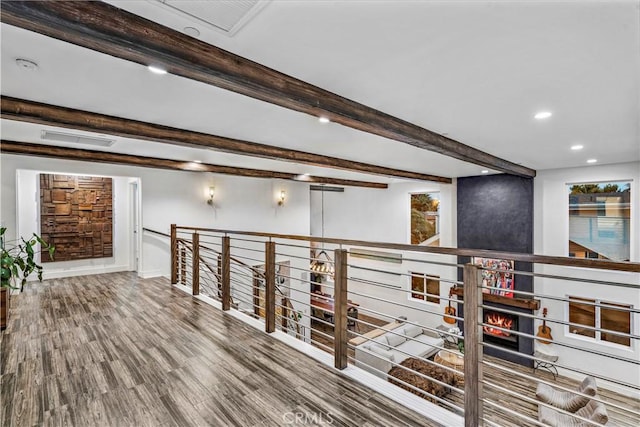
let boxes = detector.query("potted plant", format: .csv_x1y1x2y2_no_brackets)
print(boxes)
1,227,54,330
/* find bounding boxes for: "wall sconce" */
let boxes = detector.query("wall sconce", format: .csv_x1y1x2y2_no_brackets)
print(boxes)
278,190,286,206
207,186,215,205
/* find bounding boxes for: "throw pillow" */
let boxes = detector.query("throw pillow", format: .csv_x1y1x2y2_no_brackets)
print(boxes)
404,324,424,338
386,332,407,347
373,335,389,347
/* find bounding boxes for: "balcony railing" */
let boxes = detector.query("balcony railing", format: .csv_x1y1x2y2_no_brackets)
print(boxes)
151,225,640,427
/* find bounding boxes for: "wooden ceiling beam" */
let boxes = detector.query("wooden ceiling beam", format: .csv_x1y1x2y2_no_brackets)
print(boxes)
0,1,535,178
0,140,389,189
1,96,450,184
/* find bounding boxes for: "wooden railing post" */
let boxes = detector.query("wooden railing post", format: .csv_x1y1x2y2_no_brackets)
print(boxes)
192,232,200,295
281,297,289,330
463,263,483,427
221,236,231,311
265,241,276,333
180,246,186,285
170,224,177,284
333,249,348,370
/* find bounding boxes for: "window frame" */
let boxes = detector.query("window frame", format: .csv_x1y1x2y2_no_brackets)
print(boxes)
408,191,440,246
566,181,631,262
408,271,440,305
566,295,633,349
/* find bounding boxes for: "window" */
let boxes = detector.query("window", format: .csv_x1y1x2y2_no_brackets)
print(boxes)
568,296,631,347
568,181,631,261
410,272,440,304
410,192,440,246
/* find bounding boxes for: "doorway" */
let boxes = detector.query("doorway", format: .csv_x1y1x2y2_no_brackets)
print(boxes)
129,179,142,272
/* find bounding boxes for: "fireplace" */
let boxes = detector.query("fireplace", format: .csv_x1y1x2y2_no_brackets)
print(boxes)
483,310,519,349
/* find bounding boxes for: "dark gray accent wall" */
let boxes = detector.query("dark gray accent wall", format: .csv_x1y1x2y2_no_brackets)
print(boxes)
457,174,533,253
457,174,535,366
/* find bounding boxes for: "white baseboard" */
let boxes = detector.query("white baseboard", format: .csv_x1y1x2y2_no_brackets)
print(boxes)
173,285,463,427
40,265,131,280
138,269,164,279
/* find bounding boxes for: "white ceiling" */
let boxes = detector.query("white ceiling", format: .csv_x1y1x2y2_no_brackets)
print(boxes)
1,0,639,184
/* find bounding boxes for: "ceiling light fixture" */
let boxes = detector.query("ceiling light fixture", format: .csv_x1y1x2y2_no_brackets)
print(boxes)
586,159,598,164
534,111,552,120
318,117,330,124
147,65,168,75
193,160,202,163
310,187,334,278
571,145,584,151
481,170,489,174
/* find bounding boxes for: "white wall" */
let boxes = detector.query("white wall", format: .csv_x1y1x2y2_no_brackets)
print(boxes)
15,169,134,279
535,161,639,261
1,154,310,278
310,181,458,331
534,161,640,395
311,181,456,246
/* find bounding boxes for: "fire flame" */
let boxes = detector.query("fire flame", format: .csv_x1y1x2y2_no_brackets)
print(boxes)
483,313,514,337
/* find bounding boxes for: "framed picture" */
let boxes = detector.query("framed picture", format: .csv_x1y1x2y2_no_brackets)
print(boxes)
472,257,515,298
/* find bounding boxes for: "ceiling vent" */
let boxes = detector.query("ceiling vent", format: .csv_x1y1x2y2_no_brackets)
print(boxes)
310,185,344,193
149,0,270,36
41,130,115,147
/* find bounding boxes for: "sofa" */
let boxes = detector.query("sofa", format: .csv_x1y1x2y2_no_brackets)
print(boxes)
354,323,444,378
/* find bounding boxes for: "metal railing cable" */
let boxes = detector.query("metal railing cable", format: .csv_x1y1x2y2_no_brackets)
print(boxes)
477,304,639,344
347,289,465,322
170,225,639,427
175,225,640,272
481,341,639,391
480,360,640,419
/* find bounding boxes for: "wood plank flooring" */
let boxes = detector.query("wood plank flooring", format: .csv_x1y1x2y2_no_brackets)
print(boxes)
0,272,438,427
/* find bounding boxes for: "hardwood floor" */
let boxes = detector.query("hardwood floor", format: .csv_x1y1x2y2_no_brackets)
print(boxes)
0,272,437,427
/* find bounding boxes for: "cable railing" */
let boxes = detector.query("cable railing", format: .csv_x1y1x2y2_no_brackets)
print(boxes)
164,225,639,427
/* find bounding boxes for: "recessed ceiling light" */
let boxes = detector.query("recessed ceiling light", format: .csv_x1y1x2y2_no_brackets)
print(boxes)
586,159,597,164
534,111,552,120
318,117,330,124
147,65,168,75
15,58,38,71
571,145,584,151
481,170,489,174
183,26,201,37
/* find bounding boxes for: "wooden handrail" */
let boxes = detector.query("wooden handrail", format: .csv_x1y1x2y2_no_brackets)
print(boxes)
143,227,170,238
174,226,640,273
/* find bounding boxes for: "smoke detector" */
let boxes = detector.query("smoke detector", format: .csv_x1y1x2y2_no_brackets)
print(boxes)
15,58,39,71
